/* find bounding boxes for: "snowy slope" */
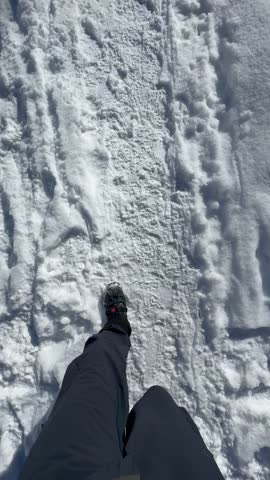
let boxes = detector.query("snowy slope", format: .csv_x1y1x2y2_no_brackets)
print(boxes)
0,0,270,478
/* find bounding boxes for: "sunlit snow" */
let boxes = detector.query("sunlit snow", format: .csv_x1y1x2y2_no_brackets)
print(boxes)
0,0,270,479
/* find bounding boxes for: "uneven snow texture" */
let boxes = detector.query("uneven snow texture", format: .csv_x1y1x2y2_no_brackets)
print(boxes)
0,0,270,478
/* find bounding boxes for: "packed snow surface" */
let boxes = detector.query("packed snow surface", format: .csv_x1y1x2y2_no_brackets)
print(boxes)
0,0,270,478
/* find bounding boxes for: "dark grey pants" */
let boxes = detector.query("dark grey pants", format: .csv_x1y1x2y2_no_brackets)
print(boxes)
18,324,225,480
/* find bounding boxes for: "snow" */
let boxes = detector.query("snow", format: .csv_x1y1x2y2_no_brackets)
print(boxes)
0,0,270,478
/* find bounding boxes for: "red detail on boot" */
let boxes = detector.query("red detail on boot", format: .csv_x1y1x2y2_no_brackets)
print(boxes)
110,306,117,313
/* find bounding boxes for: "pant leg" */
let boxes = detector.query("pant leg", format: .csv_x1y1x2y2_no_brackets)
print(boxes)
124,385,225,480
18,326,131,480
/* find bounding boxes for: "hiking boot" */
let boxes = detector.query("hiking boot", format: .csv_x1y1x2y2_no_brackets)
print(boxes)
101,282,131,337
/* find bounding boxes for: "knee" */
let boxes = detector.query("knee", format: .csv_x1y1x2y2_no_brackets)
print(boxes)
148,385,167,393
146,385,171,399
136,385,175,418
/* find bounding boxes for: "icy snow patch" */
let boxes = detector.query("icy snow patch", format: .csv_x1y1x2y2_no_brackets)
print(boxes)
0,0,270,479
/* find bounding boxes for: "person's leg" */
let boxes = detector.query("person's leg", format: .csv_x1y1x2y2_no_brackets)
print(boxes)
18,323,131,480
124,385,225,480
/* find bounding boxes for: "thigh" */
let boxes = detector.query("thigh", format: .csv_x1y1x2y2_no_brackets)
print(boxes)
19,330,130,480
124,385,224,480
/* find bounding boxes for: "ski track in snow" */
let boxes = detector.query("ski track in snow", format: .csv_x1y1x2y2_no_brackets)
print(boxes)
0,0,270,478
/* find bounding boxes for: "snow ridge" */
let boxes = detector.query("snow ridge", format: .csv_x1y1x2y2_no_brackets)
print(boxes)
0,0,270,479
158,1,270,478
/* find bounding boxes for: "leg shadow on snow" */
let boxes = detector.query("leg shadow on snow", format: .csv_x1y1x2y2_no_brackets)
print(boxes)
0,445,25,480
0,405,54,480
